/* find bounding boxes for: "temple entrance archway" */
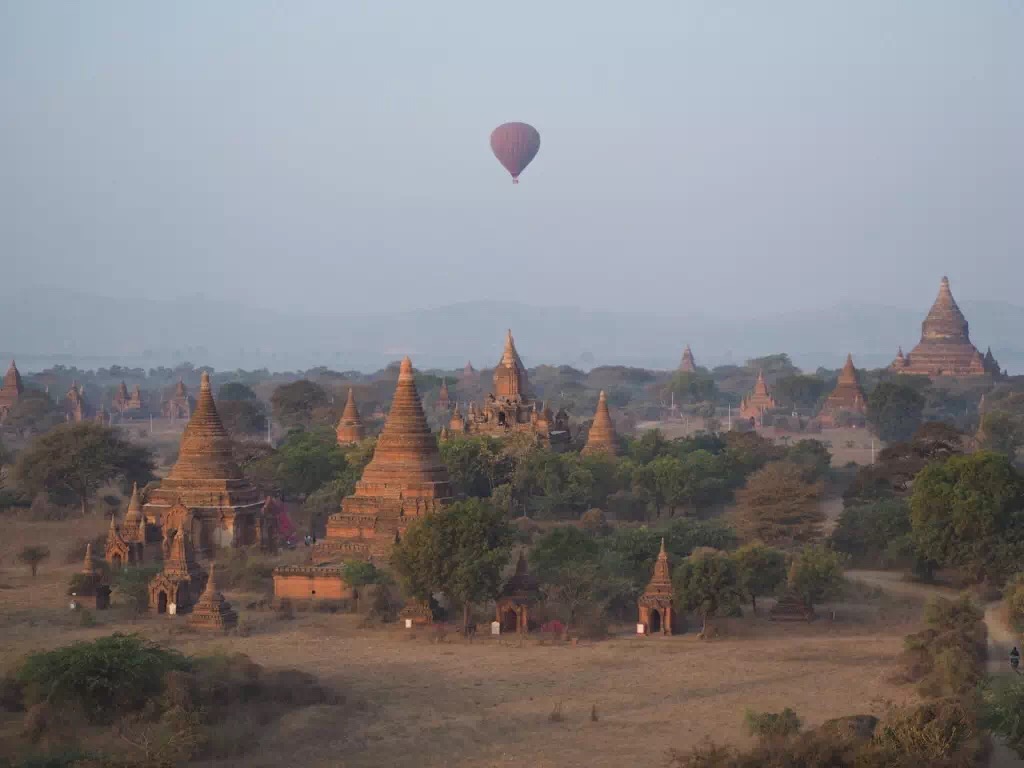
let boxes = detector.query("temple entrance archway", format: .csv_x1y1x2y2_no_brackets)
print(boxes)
649,609,661,634
157,591,168,614
111,554,122,571
501,608,518,632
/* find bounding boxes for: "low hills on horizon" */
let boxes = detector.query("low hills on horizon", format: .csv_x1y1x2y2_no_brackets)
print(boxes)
2,290,1022,376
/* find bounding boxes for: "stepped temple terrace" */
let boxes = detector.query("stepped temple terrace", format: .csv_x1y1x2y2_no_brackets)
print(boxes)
679,345,697,372
143,371,267,552
447,330,571,449
738,370,778,424
315,356,453,563
0,360,23,421
819,354,867,428
582,390,619,455
890,276,1000,378
335,387,366,445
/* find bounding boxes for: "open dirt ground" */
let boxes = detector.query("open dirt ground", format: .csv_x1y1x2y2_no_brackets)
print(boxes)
1,519,920,768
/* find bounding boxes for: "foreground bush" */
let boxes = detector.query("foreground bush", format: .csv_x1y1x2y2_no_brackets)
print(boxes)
14,634,189,723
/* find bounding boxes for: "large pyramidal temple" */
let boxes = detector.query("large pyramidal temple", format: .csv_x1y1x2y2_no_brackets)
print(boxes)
448,330,571,450
891,276,1000,378
143,371,265,551
316,357,452,563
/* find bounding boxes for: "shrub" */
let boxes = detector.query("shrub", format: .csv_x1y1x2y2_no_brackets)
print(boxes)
17,545,50,577
982,675,1024,758
1003,572,1024,630
112,566,161,615
744,708,802,743
14,634,190,723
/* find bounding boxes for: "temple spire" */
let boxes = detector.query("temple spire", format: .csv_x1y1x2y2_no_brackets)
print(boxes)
582,390,619,456
336,387,366,444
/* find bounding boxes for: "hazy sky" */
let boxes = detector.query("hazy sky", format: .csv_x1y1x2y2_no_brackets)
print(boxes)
2,2,1021,318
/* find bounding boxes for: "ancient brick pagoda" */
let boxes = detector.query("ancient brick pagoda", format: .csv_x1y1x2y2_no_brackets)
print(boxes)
148,528,206,615
436,378,452,411
188,563,238,631
163,378,194,420
819,354,867,428
496,551,541,634
0,360,23,421
335,388,367,445
316,356,453,563
738,371,778,424
891,276,999,378
64,381,90,422
113,381,144,414
679,345,697,373
143,371,266,551
461,361,479,382
582,390,619,456
104,503,144,571
638,539,676,636
448,330,571,450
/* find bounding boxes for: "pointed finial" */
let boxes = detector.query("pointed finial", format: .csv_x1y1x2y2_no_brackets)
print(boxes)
399,356,413,378
659,537,666,556
200,371,211,391
599,390,607,401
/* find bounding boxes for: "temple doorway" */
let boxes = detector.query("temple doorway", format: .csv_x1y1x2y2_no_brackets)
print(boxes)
649,609,661,634
501,608,518,633
111,554,122,571
157,591,168,614
497,412,507,426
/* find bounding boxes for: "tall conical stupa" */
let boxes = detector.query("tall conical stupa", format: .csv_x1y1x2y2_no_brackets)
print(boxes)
319,357,452,562
0,360,23,420
679,345,697,373
494,329,529,399
582,391,619,456
143,372,263,551
819,354,868,428
336,388,366,445
891,277,995,377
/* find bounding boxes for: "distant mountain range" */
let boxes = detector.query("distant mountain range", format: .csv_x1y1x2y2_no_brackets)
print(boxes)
2,291,1021,375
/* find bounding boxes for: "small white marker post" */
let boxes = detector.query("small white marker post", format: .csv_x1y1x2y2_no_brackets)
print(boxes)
636,623,645,635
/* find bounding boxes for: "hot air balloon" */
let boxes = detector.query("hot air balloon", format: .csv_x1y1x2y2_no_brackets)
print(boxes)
490,122,540,184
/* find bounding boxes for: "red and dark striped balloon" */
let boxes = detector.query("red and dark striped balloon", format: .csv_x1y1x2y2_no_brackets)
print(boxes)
490,122,541,184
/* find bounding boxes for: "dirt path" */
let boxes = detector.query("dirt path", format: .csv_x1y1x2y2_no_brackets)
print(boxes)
847,570,1023,768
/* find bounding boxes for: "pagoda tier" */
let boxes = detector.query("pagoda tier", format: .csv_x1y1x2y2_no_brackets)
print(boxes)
891,277,995,377
0,360,24,420
143,372,263,551
582,391,619,456
317,357,452,563
819,354,867,428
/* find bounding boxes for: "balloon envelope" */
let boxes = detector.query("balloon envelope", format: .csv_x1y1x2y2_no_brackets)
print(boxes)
490,122,540,183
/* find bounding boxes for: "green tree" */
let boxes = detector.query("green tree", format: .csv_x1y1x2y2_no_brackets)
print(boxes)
787,545,845,607
733,461,824,547
983,675,1024,757
272,427,347,498
665,371,717,404
218,399,267,436
830,499,911,566
980,410,1024,458
391,498,513,633
14,422,155,515
673,550,742,636
217,381,258,401
1002,573,1024,631
4,389,62,434
910,451,1024,584
17,545,50,577
773,375,828,410
439,435,502,497
785,439,831,482
271,380,329,429
733,543,787,613
528,526,601,584
867,381,925,443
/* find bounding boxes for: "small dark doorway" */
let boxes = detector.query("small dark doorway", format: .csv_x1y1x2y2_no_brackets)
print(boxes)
111,554,122,571
501,608,518,632
157,591,168,614
649,609,661,634
498,412,507,426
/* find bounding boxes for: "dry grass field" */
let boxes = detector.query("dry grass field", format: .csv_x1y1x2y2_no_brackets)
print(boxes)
0,518,922,768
